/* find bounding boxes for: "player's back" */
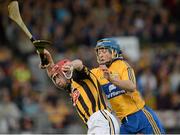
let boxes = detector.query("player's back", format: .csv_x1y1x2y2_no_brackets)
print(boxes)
91,60,145,120
71,66,107,124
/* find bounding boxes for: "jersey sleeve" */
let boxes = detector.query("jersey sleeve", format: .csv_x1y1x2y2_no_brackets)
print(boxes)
121,62,136,84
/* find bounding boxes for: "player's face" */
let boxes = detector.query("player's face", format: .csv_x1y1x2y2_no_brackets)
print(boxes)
51,73,68,89
96,47,112,64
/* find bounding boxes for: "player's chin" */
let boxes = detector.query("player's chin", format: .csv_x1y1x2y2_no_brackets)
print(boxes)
55,83,65,90
57,81,67,89
99,60,107,65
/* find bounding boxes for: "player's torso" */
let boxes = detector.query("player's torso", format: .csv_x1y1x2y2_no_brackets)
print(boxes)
71,75,106,124
91,60,145,120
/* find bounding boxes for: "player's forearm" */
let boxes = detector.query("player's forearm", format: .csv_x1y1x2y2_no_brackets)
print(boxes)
46,63,54,77
110,78,136,92
71,59,83,71
42,50,55,77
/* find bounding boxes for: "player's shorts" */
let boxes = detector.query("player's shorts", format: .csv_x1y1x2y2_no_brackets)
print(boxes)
87,109,120,134
120,105,165,134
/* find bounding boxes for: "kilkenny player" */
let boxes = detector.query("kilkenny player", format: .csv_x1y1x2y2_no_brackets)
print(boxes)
39,49,120,134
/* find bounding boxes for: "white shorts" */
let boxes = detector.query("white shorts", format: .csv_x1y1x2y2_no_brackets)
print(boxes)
87,110,120,134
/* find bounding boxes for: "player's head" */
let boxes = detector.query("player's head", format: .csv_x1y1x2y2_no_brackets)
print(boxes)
95,38,122,65
50,59,72,89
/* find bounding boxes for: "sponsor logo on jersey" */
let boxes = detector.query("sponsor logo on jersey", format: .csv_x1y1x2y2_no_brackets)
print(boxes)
102,83,126,99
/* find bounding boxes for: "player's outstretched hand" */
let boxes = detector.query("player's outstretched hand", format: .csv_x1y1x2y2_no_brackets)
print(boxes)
37,49,54,69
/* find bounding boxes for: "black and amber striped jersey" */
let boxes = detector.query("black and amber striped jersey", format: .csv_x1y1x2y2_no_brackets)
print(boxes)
91,59,145,120
69,66,107,124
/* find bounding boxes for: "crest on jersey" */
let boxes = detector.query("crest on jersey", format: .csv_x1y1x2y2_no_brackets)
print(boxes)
71,88,80,106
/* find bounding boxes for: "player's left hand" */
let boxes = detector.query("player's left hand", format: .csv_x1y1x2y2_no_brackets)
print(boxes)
99,65,119,82
37,49,53,69
99,65,111,80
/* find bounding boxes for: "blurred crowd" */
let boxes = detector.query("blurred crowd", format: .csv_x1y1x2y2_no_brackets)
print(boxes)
0,0,180,133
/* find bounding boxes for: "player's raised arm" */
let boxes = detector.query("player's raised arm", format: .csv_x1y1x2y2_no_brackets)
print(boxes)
61,59,84,80
38,49,55,77
62,59,83,72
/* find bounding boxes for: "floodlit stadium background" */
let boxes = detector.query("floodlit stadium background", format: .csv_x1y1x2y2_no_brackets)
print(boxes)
0,0,179,133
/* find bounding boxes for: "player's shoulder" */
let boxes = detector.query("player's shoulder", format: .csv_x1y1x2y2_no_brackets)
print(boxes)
112,59,130,68
91,67,101,74
91,67,108,84
91,67,104,79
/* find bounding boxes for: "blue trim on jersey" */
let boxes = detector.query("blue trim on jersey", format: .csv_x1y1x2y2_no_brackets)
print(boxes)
102,83,126,99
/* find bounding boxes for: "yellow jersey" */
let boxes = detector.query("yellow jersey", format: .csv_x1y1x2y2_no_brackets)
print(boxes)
70,66,107,124
91,59,145,120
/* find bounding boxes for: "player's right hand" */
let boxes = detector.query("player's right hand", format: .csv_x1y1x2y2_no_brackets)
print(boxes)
37,49,54,69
